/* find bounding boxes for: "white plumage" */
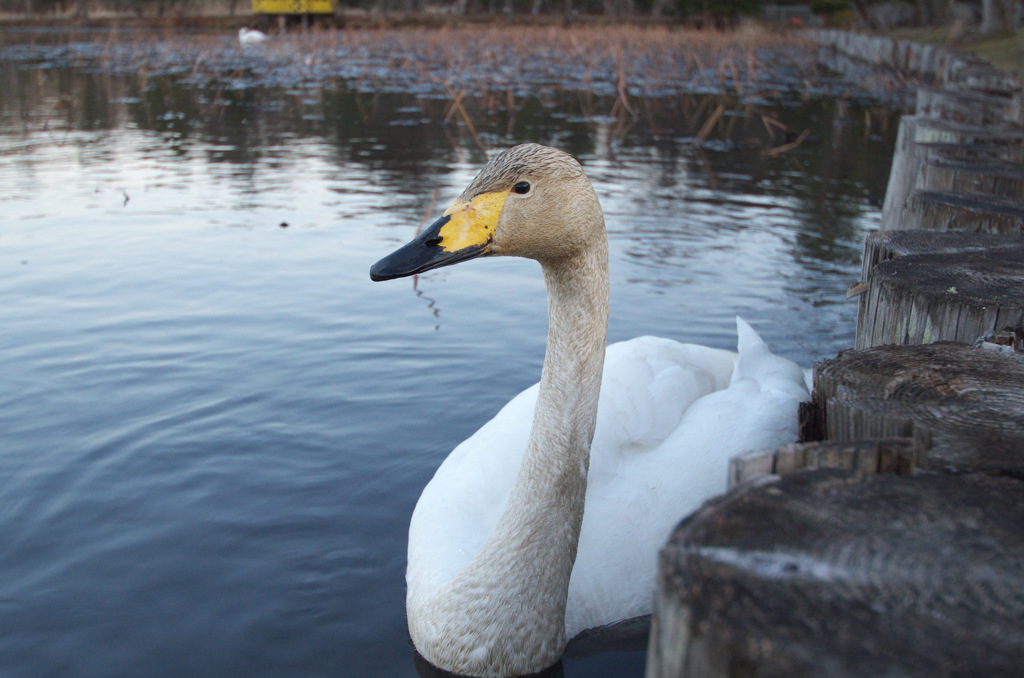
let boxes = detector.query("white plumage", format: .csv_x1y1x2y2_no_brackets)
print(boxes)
409,319,807,641
238,27,268,46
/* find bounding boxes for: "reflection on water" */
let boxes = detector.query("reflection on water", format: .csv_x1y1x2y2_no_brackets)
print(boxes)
0,27,900,678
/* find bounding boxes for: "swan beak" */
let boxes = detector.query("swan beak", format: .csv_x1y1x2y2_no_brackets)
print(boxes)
370,190,509,281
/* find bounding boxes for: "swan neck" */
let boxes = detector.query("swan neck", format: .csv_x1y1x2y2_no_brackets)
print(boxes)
411,240,610,677
533,245,610,471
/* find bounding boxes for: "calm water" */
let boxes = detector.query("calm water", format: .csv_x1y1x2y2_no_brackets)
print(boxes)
0,27,900,678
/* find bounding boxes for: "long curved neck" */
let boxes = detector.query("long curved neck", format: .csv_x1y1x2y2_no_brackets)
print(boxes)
521,243,611,544
416,239,609,677
505,240,612,599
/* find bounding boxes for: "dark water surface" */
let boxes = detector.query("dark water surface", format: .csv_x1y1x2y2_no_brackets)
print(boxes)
1,27,901,678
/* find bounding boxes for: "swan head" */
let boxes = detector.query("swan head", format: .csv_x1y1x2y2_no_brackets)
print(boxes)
370,144,604,281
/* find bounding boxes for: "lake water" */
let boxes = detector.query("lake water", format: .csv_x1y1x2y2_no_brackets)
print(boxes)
0,26,902,678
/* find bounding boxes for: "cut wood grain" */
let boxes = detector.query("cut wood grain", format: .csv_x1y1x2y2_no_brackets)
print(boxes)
918,155,1024,196
813,342,1024,475
858,228,1024,281
727,439,915,489
898,190,1024,234
855,241,1024,349
880,116,1024,230
915,86,1024,126
648,469,1024,678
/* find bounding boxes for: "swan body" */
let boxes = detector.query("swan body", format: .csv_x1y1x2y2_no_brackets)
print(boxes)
410,325,806,639
238,27,268,46
369,144,808,677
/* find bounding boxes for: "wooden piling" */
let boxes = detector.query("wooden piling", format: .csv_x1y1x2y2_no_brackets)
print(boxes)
854,230,1024,348
917,155,1024,197
649,30,1024,678
897,190,1024,234
813,341,1024,474
879,116,1024,230
859,228,1024,277
727,439,915,489
649,470,1024,678
916,86,1024,126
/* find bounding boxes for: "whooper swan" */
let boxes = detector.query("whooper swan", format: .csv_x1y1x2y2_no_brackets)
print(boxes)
370,143,808,678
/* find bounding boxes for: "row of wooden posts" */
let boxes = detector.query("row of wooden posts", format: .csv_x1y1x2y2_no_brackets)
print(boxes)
646,31,1024,678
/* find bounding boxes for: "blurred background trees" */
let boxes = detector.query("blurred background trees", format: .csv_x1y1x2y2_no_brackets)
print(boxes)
1,0,1019,44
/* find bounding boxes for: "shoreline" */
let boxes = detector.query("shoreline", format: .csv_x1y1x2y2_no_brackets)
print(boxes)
0,12,705,30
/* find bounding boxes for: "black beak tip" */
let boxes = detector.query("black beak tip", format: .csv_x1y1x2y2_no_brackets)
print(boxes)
370,215,451,282
369,256,404,282
368,261,388,282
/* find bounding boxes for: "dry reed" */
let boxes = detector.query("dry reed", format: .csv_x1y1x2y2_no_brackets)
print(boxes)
693,103,725,147
25,25,892,156
80,23,814,101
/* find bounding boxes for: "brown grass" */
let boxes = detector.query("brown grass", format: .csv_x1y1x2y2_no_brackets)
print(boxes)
30,24,827,152
890,25,1024,78
268,23,810,89
70,23,813,99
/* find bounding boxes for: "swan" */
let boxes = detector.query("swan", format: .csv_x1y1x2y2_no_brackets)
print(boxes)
238,27,268,47
369,143,808,677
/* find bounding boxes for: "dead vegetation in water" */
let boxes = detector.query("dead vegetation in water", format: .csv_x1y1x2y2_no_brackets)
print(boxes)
3,25,906,154
300,24,816,99
23,23,830,103
7,23,914,125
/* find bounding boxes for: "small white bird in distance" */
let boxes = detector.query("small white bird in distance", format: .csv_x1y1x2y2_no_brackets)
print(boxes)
238,27,268,46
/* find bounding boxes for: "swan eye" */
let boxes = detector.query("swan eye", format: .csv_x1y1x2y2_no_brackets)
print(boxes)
513,181,531,195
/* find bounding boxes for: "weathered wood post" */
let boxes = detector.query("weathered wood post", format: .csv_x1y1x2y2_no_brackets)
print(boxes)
897,190,1024,234
649,341,1024,677
727,439,914,488
854,230,1024,348
812,341,1024,473
916,86,1024,126
880,117,1024,230
648,470,1024,678
647,31,1024,678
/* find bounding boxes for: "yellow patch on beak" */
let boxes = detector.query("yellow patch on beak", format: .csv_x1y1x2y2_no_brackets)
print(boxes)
438,190,510,253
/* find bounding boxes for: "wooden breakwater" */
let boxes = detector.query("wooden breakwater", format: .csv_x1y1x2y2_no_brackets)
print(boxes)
647,31,1024,678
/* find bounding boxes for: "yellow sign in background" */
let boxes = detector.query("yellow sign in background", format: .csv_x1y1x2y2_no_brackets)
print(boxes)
252,0,333,14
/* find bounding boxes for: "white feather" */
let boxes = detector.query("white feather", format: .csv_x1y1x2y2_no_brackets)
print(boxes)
408,318,808,640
